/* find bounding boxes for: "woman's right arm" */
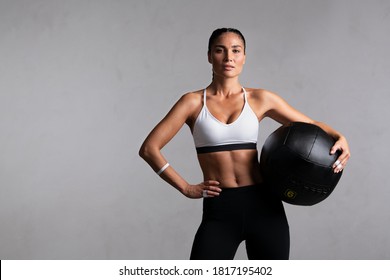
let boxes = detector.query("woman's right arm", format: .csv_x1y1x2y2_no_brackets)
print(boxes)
139,93,221,198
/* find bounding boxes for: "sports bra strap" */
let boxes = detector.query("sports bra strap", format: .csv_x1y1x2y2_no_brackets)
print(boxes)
243,88,248,102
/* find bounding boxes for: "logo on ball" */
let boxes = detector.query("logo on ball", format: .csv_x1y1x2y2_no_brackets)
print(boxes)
285,189,297,199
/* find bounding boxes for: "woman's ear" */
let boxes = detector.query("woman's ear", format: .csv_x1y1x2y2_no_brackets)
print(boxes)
208,51,212,64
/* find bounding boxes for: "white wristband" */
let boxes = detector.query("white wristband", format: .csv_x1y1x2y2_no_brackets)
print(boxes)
157,163,170,175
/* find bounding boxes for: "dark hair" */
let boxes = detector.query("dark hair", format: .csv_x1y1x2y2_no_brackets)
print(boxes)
208,28,246,54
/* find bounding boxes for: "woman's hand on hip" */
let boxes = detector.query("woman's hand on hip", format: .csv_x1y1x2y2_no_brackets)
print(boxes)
183,180,222,199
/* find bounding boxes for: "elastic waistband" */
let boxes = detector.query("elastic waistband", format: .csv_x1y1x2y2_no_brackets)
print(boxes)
220,184,260,191
196,143,257,154
217,184,265,197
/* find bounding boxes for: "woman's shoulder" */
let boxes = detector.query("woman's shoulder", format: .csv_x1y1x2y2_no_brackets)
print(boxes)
177,89,203,107
245,87,278,101
181,89,203,99
245,87,283,116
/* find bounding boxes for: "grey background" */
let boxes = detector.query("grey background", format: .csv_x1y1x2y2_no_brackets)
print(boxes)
0,0,389,259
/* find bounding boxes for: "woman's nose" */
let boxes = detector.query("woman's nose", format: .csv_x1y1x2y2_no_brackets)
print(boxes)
224,53,233,61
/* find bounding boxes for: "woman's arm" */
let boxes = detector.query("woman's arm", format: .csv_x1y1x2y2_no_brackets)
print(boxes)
261,90,351,173
139,93,222,198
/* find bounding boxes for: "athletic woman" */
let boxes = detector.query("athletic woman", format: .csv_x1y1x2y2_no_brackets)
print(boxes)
139,28,350,259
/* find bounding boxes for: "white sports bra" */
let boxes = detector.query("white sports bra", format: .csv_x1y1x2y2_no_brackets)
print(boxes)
192,88,259,154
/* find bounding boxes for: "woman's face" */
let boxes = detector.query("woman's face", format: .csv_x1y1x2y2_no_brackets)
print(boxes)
208,32,246,79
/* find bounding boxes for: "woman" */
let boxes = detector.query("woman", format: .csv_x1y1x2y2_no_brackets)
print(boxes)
139,28,350,260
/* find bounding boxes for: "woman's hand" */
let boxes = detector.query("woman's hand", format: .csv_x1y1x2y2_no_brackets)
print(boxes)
331,136,351,173
182,180,222,199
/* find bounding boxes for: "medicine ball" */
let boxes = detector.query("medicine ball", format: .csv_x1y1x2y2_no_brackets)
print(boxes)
259,122,342,206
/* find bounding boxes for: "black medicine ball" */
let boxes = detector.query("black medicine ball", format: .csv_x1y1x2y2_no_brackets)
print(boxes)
260,122,342,206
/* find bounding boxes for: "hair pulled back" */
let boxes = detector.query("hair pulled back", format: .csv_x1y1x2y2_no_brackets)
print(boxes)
208,28,246,54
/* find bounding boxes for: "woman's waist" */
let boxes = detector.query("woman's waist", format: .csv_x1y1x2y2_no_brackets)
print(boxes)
205,175,263,189
199,161,263,188
198,149,261,186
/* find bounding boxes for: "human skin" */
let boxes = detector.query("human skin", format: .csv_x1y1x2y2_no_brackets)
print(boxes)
139,32,350,199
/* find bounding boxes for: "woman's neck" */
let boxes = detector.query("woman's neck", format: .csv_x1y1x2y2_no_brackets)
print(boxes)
208,77,242,96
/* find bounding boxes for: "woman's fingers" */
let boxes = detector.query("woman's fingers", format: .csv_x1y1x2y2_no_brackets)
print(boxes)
331,138,351,173
201,180,222,197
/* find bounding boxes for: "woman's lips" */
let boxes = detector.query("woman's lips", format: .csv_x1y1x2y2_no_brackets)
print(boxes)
223,65,235,70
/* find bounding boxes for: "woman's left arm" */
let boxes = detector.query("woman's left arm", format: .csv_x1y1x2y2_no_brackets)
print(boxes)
261,90,351,173
311,121,350,173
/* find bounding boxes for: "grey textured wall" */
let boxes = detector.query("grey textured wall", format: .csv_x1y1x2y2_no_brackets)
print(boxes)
1,0,389,259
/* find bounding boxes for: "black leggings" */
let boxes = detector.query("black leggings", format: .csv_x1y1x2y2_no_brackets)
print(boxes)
190,185,290,260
